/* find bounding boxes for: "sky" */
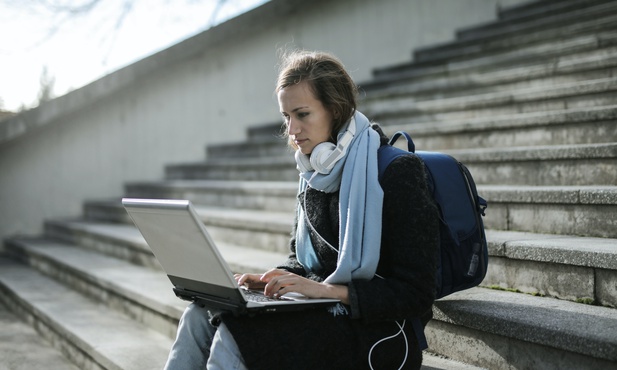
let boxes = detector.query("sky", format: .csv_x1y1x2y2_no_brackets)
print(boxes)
0,0,268,111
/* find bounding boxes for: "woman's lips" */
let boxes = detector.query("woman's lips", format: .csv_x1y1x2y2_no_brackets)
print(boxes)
294,139,308,146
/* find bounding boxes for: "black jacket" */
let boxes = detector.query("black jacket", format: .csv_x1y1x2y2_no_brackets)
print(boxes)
221,132,440,370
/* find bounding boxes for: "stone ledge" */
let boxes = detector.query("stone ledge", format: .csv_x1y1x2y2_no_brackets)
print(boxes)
4,238,184,338
195,205,292,233
450,142,617,162
3,235,285,332
479,185,617,205
497,0,604,22
368,44,617,91
0,259,173,370
432,287,617,363
385,105,617,135
487,230,617,270
456,1,617,42
0,302,80,370
364,77,617,117
123,181,298,213
126,179,297,195
416,5,617,64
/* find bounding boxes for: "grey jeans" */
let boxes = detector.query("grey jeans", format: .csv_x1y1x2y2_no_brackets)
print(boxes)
164,303,248,370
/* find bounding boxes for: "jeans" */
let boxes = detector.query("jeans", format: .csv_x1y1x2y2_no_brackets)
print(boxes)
164,303,248,370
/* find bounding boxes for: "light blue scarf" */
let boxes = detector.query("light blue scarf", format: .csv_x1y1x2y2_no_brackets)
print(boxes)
296,111,384,284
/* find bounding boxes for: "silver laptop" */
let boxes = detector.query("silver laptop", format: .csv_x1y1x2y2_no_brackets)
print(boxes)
122,198,340,314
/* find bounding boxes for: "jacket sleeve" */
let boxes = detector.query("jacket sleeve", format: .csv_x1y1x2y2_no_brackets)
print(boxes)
348,154,439,322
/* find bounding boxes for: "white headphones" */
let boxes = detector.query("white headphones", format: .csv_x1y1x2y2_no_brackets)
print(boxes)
295,117,357,174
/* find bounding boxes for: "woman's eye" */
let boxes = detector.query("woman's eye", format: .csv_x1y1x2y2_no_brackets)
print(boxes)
297,112,308,118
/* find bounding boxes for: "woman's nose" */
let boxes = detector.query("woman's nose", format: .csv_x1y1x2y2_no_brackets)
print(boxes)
287,119,300,136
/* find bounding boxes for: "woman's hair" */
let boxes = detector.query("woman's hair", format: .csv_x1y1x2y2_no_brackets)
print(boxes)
276,50,358,148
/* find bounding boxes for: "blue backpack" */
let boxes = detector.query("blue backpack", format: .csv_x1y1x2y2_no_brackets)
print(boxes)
377,131,488,299
377,131,489,350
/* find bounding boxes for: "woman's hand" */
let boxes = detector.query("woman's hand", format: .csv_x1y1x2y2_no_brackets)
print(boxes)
236,269,349,304
235,269,295,291
234,272,267,290
261,269,350,304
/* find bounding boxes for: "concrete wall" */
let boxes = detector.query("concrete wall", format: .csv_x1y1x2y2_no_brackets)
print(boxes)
0,0,529,241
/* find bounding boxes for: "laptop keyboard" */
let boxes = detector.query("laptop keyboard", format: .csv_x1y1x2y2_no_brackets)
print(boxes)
243,289,290,302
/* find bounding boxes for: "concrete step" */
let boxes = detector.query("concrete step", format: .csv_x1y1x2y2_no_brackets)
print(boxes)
456,0,617,42
210,77,617,161
415,26,617,79
194,206,293,254
362,76,617,125
99,179,617,239
379,105,617,150
0,239,485,370
482,185,617,238
0,258,173,370
414,0,617,65
43,215,290,269
147,142,617,189
0,302,80,370
372,30,617,88
366,40,617,94
206,134,287,159
454,143,617,186
123,180,297,213
3,237,186,339
2,236,283,330
192,106,617,166
361,53,617,120
484,229,617,307
497,0,611,22
245,121,286,142
165,155,297,181
428,287,617,369
72,198,617,304
164,141,617,187
421,353,487,370
3,244,614,369
43,219,162,270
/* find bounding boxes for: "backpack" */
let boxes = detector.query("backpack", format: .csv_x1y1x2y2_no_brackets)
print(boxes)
377,131,489,350
377,131,489,300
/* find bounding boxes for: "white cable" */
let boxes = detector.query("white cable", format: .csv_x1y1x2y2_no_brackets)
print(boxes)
303,192,409,369
368,319,408,370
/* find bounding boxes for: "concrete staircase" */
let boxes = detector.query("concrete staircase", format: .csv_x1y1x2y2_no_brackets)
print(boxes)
1,0,616,368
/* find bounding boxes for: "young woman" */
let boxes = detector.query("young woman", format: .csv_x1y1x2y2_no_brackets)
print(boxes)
164,50,439,370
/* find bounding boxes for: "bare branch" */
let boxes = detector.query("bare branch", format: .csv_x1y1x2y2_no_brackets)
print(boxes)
40,0,101,15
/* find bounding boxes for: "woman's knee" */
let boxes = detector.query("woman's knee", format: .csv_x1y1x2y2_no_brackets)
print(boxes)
180,303,211,327
177,303,218,342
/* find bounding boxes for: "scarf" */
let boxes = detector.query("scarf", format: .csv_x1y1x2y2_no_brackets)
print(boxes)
296,111,383,284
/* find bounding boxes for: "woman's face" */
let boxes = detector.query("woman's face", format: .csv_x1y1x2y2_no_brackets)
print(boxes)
278,81,334,155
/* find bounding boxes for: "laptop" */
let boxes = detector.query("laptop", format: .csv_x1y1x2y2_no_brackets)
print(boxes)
122,198,340,315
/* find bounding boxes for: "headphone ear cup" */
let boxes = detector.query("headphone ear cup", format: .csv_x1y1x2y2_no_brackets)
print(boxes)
310,142,337,174
295,150,314,173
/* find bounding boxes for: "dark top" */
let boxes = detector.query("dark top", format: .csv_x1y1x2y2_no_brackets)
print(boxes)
220,130,440,370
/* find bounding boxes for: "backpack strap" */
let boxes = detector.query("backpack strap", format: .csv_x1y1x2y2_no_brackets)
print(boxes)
377,131,416,182
389,131,415,153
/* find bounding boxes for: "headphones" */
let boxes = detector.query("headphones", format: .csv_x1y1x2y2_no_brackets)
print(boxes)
295,117,357,174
